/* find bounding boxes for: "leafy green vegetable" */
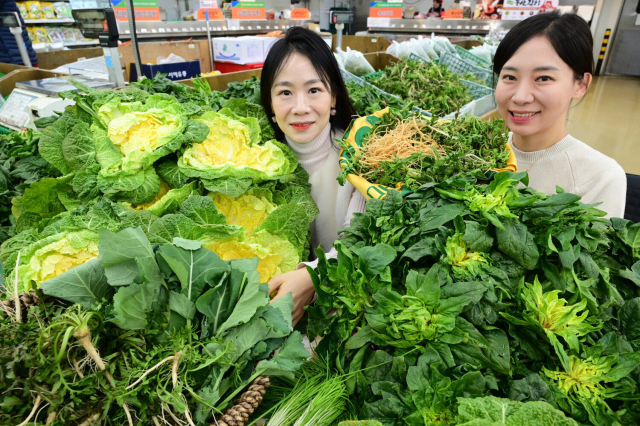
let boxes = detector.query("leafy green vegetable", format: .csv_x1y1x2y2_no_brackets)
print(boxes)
456,396,578,425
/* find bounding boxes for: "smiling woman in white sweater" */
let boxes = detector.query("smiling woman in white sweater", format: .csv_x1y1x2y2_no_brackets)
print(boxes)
494,12,626,218
259,27,366,325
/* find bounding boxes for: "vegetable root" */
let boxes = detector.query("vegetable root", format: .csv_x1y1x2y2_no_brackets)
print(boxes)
13,252,21,323
172,351,183,389
17,394,41,426
213,376,270,426
126,353,179,390
45,411,57,425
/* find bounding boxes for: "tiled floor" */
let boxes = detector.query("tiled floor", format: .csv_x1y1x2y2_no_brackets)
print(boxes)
566,76,640,175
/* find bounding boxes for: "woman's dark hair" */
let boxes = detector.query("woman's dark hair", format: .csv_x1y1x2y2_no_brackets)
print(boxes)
493,11,593,83
260,27,356,142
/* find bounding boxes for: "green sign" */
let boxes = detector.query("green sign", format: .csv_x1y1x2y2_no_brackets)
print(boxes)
231,2,266,7
370,2,403,7
112,0,158,6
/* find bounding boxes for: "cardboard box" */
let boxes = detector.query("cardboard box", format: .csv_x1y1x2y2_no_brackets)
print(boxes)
130,61,201,82
213,36,264,65
333,35,391,54
0,63,30,77
180,68,262,92
118,40,212,82
37,47,103,70
362,52,400,71
262,37,280,57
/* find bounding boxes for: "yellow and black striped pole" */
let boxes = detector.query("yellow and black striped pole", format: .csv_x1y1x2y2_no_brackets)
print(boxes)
595,29,611,76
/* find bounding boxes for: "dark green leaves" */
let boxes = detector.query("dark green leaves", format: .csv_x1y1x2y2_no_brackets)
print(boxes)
496,218,540,270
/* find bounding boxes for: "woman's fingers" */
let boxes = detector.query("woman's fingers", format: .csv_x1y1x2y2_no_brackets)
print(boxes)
268,274,285,295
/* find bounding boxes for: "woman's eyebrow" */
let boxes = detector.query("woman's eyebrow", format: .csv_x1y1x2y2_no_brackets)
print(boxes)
273,79,323,88
502,65,560,72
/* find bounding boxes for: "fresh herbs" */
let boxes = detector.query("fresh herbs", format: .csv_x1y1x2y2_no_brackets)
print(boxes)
307,172,640,426
0,228,307,425
367,60,474,116
340,107,510,190
346,81,404,117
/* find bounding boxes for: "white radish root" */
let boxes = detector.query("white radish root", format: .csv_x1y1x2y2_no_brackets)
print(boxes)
13,252,21,323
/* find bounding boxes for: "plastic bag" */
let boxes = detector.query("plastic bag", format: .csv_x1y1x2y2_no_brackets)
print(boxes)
386,41,400,58
408,39,430,61
417,37,438,60
158,53,187,65
431,34,457,57
343,47,375,76
470,45,492,63
41,2,55,19
334,47,347,69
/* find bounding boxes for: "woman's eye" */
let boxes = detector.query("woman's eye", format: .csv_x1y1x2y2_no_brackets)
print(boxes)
309,88,322,94
502,75,516,81
537,76,553,82
279,90,292,96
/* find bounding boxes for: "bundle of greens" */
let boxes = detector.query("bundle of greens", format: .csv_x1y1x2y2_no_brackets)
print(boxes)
0,129,59,244
346,82,404,117
307,171,640,426
339,107,510,191
367,60,474,116
0,227,307,425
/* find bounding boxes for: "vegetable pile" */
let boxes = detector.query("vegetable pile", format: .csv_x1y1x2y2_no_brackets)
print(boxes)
306,171,640,425
340,108,511,191
4,79,318,288
366,60,479,117
0,228,308,425
0,129,59,244
346,82,404,117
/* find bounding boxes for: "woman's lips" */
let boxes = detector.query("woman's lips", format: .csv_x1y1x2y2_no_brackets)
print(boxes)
509,111,540,123
290,122,313,130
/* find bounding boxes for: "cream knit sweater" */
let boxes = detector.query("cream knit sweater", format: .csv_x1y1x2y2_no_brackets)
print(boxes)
509,134,626,219
285,123,367,266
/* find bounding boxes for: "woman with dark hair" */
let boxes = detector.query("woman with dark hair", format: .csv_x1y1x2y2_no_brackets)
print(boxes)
494,11,626,218
261,27,365,324
427,0,445,18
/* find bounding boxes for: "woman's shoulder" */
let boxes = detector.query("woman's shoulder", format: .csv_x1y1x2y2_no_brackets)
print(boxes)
564,135,625,183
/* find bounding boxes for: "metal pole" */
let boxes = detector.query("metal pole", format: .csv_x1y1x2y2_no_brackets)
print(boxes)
335,23,344,50
125,0,143,80
206,10,214,72
10,27,32,67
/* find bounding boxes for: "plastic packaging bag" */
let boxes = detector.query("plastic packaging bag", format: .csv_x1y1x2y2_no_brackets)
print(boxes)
431,33,457,57
343,47,375,76
334,47,347,69
157,53,187,65
408,39,430,60
41,2,55,19
17,3,29,20
418,37,438,60
26,1,43,19
470,45,492,63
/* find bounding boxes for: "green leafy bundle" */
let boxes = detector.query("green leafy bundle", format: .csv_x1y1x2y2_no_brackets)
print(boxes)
367,60,474,117
339,107,510,191
307,172,640,426
346,82,404,117
0,129,60,244
0,227,307,425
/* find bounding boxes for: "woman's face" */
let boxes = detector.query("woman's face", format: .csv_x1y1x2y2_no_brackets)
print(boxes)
271,52,335,144
495,36,590,139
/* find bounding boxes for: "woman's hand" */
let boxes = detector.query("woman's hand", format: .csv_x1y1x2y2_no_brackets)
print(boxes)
268,268,315,326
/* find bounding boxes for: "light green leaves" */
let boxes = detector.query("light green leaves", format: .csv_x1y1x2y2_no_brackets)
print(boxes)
40,258,112,308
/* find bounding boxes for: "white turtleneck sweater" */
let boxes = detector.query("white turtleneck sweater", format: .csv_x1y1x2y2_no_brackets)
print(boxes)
509,134,626,219
285,123,367,267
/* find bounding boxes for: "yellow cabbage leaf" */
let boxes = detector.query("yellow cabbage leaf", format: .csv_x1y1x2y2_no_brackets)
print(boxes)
208,191,276,237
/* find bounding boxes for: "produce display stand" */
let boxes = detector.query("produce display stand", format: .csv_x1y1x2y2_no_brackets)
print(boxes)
0,69,69,99
178,67,262,91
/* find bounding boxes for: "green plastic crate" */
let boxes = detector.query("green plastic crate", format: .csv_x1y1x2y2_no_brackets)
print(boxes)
0,126,12,135
439,52,494,86
454,45,492,70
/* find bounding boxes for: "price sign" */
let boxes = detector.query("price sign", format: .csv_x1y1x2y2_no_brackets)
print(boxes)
113,0,161,21
291,8,310,20
197,8,224,20
369,2,403,19
231,1,266,20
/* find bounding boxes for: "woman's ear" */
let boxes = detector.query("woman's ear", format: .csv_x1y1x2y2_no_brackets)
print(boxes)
573,72,593,99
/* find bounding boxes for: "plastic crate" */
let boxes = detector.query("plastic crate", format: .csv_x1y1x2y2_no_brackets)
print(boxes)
454,45,492,70
439,52,494,85
0,126,12,135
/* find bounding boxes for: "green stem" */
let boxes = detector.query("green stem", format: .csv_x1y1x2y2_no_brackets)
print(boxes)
53,326,75,365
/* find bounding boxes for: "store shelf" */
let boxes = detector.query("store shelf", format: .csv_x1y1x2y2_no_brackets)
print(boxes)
24,18,76,24
65,40,99,47
116,19,310,39
366,18,519,35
